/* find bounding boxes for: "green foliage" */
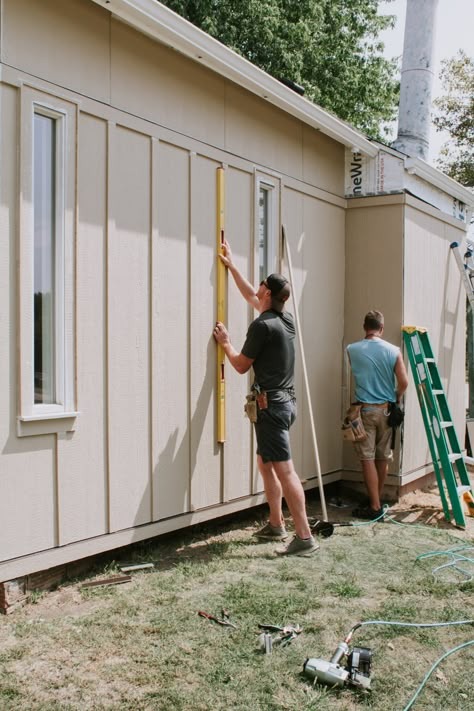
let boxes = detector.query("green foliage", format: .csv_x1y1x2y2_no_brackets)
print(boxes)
434,51,474,187
160,0,399,139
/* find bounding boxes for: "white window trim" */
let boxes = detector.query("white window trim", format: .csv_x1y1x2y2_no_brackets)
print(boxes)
255,173,280,281
18,87,78,436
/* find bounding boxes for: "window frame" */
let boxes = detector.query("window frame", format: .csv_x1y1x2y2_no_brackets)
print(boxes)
18,86,78,436
255,173,280,282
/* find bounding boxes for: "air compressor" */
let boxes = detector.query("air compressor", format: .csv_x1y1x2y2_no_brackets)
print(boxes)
303,637,372,690
302,616,474,696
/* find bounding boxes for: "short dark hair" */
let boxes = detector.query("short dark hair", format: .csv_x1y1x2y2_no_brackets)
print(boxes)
363,310,384,331
266,273,290,304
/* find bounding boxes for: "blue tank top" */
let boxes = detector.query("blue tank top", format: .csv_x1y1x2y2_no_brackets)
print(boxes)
347,337,399,404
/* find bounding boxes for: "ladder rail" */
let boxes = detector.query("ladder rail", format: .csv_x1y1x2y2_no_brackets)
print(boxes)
403,333,451,521
402,326,472,528
450,242,474,310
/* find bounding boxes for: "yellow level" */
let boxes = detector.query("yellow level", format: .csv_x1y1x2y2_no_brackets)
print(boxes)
216,167,226,443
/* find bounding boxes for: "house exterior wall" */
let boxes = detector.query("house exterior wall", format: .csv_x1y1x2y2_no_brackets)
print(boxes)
402,196,466,480
344,196,405,478
344,194,466,487
0,0,346,581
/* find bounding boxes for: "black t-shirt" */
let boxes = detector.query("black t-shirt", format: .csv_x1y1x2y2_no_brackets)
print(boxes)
241,309,295,392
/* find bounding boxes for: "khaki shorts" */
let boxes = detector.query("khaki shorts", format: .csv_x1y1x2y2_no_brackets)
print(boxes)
353,406,393,461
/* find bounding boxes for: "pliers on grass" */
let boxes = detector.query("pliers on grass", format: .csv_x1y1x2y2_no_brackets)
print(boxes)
198,608,238,629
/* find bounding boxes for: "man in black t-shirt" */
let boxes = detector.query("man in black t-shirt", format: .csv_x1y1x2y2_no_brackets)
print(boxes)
213,240,318,557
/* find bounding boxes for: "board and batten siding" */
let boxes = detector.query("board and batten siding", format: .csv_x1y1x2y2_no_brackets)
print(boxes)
0,0,349,581
0,78,346,578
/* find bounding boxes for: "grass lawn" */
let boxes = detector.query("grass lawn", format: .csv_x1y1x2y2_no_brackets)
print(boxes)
1,489,474,710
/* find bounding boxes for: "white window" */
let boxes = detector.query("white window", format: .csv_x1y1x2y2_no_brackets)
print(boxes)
18,87,77,436
256,175,279,282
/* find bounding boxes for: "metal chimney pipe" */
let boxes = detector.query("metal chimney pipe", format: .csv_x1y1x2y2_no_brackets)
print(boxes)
392,0,439,161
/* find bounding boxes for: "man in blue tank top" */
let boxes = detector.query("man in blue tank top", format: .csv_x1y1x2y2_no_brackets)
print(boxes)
347,310,408,520
213,240,318,557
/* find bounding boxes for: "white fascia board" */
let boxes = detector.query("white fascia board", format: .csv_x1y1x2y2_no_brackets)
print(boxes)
405,157,474,208
91,0,378,157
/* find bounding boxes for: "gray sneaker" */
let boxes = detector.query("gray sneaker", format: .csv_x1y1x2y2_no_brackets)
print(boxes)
254,522,289,541
276,535,319,557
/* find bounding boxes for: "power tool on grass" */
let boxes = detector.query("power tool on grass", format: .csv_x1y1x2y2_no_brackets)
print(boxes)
303,637,372,690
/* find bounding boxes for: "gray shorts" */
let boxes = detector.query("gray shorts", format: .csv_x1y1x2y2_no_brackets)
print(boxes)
254,398,297,463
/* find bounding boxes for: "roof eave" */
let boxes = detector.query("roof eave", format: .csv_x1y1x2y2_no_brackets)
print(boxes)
91,0,378,157
404,157,474,208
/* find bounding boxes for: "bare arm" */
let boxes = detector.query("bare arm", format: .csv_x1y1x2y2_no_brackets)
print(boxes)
219,240,260,311
394,353,409,402
213,322,254,374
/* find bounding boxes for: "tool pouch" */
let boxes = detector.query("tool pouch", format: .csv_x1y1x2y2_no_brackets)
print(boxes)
387,402,404,428
256,391,268,410
244,394,258,423
341,404,367,442
387,401,404,450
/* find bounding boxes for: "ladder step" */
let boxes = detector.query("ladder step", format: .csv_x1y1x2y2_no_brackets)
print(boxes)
403,321,468,528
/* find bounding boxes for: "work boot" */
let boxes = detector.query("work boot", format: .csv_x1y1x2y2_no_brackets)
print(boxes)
254,522,288,541
276,535,319,557
352,505,384,521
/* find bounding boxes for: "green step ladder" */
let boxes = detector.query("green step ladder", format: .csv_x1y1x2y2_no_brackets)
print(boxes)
402,326,473,528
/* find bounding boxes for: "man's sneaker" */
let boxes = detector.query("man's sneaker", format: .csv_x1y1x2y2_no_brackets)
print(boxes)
254,522,288,541
352,505,384,521
276,535,319,557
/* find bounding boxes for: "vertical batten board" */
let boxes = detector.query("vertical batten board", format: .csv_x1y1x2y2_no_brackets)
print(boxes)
152,140,190,519
189,154,221,510
0,83,56,562
222,166,254,501
250,169,262,496
281,188,305,479
107,124,151,531
301,197,345,476
57,114,108,545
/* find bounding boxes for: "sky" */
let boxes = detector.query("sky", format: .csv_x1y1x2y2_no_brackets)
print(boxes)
378,0,473,164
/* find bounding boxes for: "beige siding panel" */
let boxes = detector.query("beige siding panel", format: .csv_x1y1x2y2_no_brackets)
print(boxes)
281,189,305,480
108,125,151,531
301,197,345,476
222,167,254,501
0,84,56,561
2,0,110,103
57,114,108,546
302,127,345,196
402,206,466,477
225,85,303,179
152,141,190,519
344,201,404,473
189,155,221,509
110,20,225,148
